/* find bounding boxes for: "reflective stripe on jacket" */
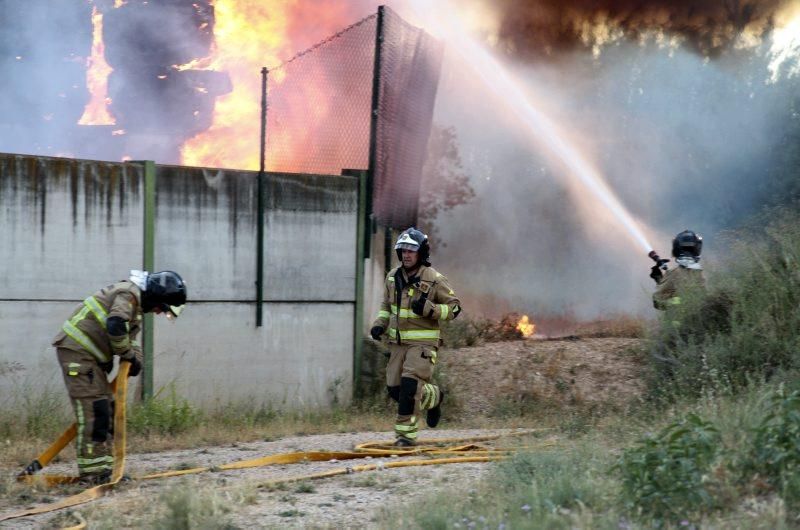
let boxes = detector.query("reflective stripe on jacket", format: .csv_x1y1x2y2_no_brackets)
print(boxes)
371,265,461,348
53,280,142,362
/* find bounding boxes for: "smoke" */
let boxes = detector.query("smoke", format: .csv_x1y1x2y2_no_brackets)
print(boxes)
484,0,795,59
422,2,800,321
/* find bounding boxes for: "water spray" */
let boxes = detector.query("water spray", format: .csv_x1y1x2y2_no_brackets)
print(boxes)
410,1,656,256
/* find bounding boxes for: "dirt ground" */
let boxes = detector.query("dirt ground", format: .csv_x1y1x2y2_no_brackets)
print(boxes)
0,337,646,528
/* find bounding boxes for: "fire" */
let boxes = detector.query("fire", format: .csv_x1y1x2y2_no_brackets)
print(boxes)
180,0,365,170
769,6,800,82
78,5,115,126
180,0,293,170
516,315,535,338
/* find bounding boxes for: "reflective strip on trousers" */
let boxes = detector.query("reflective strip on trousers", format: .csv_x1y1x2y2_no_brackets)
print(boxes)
77,455,113,474
421,383,437,410
388,328,440,341
377,310,390,319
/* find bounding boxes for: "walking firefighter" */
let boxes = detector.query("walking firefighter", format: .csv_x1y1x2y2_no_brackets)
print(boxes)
51,270,187,484
370,228,462,447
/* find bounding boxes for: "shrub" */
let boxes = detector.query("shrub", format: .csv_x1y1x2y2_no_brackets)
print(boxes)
616,413,722,522
128,385,202,436
648,209,800,398
745,388,800,507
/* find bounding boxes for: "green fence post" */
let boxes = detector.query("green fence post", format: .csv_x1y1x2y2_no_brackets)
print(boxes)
142,160,156,400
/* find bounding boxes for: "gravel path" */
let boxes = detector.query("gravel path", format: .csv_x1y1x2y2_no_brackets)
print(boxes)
1,428,537,529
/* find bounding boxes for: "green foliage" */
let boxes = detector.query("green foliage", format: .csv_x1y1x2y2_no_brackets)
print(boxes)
616,414,721,521
648,209,800,398
152,480,240,530
745,388,800,506
128,385,202,436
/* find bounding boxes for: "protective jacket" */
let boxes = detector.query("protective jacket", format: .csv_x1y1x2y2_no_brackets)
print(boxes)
653,266,705,310
52,280,143,365
372,265,461,348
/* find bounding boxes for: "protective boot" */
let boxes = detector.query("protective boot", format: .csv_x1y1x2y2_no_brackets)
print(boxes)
426,390,444,428
394,437,416,447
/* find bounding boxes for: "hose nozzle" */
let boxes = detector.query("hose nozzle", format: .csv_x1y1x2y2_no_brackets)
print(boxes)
648,250,669,270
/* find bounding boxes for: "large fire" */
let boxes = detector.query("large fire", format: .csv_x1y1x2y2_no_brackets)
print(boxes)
78,5,115,126
179,0,367,171
516,315,535,338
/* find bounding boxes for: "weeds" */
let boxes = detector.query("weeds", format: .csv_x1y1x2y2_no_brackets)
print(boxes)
616,414,722,522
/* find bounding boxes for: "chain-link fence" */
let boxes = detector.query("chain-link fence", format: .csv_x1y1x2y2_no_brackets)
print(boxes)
263,6,443,229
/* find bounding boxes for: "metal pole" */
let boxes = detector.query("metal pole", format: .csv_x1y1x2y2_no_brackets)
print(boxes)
142,160,156,400
366,5,385,259
256,67,268,327
347,169,368,396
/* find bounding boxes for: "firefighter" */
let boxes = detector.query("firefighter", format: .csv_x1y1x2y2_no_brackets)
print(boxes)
370,228,461,447
650,229,706,310
52,270,186,484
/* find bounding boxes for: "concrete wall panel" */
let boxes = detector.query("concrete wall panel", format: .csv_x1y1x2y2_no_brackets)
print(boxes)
153,302,353,406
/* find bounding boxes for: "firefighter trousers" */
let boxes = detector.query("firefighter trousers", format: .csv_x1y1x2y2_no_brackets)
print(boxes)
56,348,114,479
386,343,442,442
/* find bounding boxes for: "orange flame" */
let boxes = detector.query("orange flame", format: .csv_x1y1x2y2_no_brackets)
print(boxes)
78,5,115,126
516,315,535,338
180,0,365,170
180,1,292,170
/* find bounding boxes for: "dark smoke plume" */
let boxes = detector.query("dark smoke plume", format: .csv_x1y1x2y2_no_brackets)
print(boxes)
488,0,793,58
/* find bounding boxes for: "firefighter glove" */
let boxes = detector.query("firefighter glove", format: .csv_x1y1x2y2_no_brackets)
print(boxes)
127,356,142,378
650,264,664,283
370,325,385,341
99,360,114,374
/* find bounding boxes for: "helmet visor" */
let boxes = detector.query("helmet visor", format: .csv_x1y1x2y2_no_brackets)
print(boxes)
165,304,185,321
395,242,420,251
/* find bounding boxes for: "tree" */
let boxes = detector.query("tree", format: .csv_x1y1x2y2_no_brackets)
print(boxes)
418,125,476,243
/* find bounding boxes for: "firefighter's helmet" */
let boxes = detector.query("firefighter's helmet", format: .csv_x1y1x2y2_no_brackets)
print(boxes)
672,230,703,258
394,228,431,266
143,271,187,319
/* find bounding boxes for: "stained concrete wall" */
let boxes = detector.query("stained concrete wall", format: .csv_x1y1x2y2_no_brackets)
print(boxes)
0,154,358,408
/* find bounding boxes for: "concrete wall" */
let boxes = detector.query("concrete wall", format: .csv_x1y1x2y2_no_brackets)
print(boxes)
0,154,359,408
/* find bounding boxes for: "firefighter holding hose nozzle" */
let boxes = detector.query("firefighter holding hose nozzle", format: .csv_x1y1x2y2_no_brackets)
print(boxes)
649,230,705,310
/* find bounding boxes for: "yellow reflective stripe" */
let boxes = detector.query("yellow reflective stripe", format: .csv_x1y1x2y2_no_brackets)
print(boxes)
668,297,682,305
68,362,81,376
391,305,421,318
75,399,84,459
388,277,395,282
401,329,440,340
62,321,110,362
378,310,390,319
77,455,113,466
83,296,108,327
439,305,449,320
387,328,440,341
394,424,417,432
409,288,414,296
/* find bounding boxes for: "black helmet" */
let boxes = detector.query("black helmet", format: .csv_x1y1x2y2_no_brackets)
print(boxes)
395,227,431,266
142,271,187,318
672,230,703,258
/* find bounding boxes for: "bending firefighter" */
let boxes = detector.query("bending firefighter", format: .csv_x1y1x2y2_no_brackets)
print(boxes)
370,228,461,447
52,270,187,484
651,229,706,310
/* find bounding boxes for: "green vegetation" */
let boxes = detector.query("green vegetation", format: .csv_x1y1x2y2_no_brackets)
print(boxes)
377,210,800,529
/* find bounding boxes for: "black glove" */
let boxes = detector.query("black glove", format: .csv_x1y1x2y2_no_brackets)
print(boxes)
411,297,428,316
99,360,114,374
126,357,142,378
650,264,664,283
370,325,385,340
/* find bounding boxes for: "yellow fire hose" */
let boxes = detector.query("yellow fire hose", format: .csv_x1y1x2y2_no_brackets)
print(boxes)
1,367,549,525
